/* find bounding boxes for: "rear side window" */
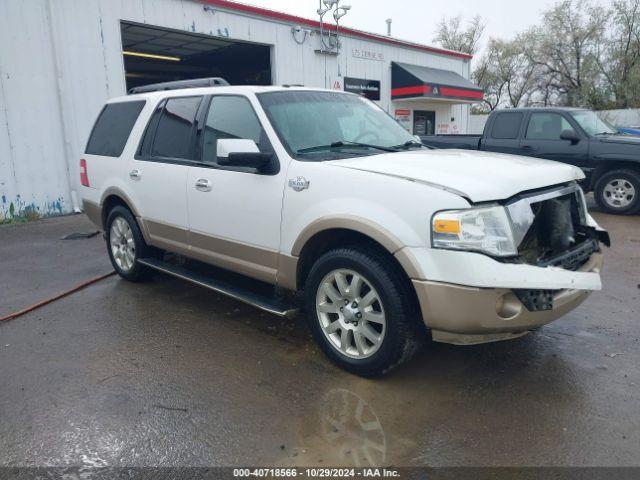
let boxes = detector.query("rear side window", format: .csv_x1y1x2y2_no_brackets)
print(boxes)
151,96,202,159
85,101,145,157
490,112,524,139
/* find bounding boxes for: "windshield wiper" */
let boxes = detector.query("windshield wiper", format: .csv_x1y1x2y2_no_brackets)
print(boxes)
393,140,424,150
595,131,616,136
297,140,399,154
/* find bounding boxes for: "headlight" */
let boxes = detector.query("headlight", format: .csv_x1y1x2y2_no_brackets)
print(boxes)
431,206,517,257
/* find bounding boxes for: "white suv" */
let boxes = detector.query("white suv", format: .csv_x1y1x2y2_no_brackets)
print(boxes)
80,80,609,376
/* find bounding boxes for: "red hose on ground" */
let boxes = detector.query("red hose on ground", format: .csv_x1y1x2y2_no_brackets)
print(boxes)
0,271,116,323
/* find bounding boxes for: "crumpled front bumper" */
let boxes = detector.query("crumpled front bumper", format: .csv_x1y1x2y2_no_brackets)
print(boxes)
397,247,604,345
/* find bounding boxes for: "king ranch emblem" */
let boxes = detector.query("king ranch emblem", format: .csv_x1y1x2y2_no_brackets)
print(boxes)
288,177,310,192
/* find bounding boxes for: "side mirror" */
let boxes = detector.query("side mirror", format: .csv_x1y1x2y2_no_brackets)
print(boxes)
560,129,580,144
216,138,275,173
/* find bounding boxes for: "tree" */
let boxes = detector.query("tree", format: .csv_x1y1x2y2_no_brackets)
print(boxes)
439,1,640,111
524,0,608,107
434,15,485,55
472,37,539,111
472,42,507,111
597,0,640,108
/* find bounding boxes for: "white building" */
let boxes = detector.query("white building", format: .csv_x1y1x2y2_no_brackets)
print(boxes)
0,0,481,219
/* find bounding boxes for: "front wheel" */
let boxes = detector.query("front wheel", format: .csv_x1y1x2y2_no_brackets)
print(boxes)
594,169,640,215
304,246,425,377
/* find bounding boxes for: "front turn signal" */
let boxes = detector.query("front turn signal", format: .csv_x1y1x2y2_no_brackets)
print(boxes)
433,219,461,234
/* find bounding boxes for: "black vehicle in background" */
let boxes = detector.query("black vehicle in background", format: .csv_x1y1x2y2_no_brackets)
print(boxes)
420,108,640,215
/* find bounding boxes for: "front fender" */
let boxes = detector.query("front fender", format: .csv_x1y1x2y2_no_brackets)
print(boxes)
278,161,470,290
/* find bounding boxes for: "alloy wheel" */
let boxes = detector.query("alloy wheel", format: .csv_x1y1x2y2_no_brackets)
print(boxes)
603,178,636,209
316,269,386,359
110,216,136,272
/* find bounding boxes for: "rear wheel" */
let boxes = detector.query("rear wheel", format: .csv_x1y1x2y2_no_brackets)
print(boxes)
304,246,425,377
594,169,640,215
105,206,152,281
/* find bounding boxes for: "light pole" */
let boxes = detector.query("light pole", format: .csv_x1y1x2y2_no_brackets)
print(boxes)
317,0,350,53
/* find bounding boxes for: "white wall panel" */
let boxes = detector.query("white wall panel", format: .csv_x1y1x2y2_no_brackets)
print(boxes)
0,0,71,220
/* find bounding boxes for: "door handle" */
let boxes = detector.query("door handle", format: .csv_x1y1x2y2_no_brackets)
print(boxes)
195,178,212,192
129,169,142,180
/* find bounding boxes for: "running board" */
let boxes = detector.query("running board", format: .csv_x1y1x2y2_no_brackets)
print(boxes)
137,257,299,318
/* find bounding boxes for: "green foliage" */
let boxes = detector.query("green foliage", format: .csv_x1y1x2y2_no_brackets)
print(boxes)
1,202,43,224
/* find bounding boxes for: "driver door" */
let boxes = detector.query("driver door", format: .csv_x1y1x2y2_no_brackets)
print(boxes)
186,95,287,284
520,112,590,170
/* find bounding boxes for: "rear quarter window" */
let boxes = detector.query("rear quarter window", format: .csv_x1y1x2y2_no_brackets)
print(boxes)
85,101,146,157
490,112,524,139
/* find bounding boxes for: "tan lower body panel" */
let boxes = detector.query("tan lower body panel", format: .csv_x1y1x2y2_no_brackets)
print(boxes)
277,254,299,291
413,252,603,345
142,219,279,285
144,219,189,246
82,200,102,228
84,199,288,286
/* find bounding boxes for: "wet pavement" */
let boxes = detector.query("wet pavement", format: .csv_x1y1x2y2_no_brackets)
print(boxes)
0,209,638,467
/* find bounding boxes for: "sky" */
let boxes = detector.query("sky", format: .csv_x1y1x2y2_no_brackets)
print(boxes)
239,0,566,57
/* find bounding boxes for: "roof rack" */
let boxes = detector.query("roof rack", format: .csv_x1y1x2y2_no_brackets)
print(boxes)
128,77,229,94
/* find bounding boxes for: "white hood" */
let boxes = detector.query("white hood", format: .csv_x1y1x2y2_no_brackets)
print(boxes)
327,149,584,202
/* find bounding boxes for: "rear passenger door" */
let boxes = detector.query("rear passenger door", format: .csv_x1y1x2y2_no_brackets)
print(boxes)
520,112,589,168
186,94,286,284
482,111,525,154
129,95,203,252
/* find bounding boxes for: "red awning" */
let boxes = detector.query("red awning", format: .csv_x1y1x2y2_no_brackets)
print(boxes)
392,62,483,102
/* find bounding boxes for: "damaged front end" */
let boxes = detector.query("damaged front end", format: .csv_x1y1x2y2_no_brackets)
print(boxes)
505,183,610,311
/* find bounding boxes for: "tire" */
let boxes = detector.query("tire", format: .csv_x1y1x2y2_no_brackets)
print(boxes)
105,206,153,282
594,169,640,215
304,245,425,377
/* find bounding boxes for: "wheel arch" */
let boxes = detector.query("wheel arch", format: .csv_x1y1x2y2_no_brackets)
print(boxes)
288,217,418,295
590,160,640,189
100,188,146,239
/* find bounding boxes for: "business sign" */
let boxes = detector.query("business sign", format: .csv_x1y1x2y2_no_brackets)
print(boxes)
436,123,450,134
352,48,385,62
395,109,411,132
344,77,381,101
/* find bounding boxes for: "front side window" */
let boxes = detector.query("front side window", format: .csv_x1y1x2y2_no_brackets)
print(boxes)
569,110,617,136
151,96,202,159
202,96,270,165
258,91,417,160
526,113,573,140
86,101,145,157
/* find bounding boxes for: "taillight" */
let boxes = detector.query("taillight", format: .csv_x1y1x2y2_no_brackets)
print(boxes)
80,159,90,187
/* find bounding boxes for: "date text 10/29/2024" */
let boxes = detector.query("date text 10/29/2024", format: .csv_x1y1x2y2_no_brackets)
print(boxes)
233,468,401,478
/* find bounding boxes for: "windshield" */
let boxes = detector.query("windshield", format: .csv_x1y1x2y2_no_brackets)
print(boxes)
569,110,617,136
258,90,418,160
